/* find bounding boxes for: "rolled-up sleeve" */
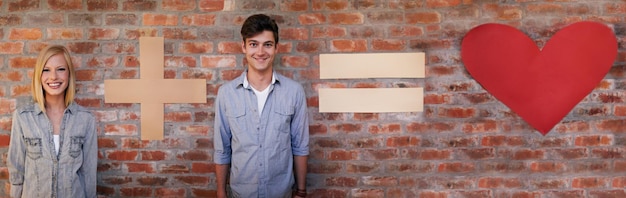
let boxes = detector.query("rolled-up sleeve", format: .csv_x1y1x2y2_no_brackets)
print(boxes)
290,86,309,156
213,88,232,164
7,111,25,198
80,116,98,198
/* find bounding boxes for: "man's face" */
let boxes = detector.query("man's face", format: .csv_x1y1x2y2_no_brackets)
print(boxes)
242,30,277,74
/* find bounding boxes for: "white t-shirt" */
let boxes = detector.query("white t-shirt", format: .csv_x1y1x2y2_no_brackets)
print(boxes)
53,135,60,155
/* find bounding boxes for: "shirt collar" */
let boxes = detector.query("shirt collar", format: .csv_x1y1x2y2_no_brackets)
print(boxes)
34,102,76,115
241,70,277,89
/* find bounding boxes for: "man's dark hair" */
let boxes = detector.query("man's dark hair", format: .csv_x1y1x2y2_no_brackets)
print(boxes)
240,14,279,45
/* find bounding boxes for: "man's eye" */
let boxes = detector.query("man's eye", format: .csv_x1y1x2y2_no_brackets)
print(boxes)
250,43,257,47
264,43,273,47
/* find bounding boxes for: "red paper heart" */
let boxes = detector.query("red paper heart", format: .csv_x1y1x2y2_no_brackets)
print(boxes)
461,22,617,135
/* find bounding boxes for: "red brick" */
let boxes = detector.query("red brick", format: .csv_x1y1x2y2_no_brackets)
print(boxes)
512,149,544,160
591,148,624,159
312,0,349,11
97,138,117,148
123,0,156,11
281,28,308,40
177,150,209,161
141,151,167,161
217,41,242,54
527,3,565,15
438,107,476,118
8,0,39,11
530,161,565,173
107,150,138,161
86,56,118,68
386,136,419,147
309,123,328,135
48,0,82,10
597,120,626,132
174,176,208,186
201,55,236,68
241,1,275,10
438,162,474,173
143,13,177,26
122,138,151,149
280,55,309,68
88,28,120,40
478,177,522,188
419,191,447,198
97,162,121,172
309,162,342,174
574,135,612,146
371,39,405,51
462,120,498,133
362,176,397,187
589,190,626,198
47,28,83,40
309,189,348,198
426,0,461,8
104,124,138,136
351,188,384,198
120,187,152,197
159,164,190,174
406,12,441,24
460,148,494,160
102,176,132,185
0,134,10,148
9,28,42,40
87,0,117,11
155,188,186,197
11,84,30,97
330,39,366,52
572,177,608,188
0,42,24,54
163,0,195,11
298,13,325,25
312,26,346,38
325,176,357,187
191,162,215,174
328,150,358,161
199,0,224,11
329,13,364,25
126,163,155,173
191,188,217,197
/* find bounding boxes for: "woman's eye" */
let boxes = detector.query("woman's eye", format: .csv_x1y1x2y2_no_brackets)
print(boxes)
58,68,66,71
42,69,50,72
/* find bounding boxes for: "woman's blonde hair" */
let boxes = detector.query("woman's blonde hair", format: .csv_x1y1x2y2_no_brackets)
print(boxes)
32,45,76,112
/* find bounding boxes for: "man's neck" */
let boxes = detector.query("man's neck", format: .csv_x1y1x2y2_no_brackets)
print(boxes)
247,69,273,91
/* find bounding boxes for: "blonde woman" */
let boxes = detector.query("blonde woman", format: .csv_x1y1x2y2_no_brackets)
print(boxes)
7,45,97,198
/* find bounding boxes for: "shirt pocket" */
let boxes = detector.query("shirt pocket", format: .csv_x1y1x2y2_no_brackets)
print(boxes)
226,107,246,132
273,105,294,133
69,136,84,158
24,138,43,160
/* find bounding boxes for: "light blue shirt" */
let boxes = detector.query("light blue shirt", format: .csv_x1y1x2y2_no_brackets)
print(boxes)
8,102,97,198
214,71,309,198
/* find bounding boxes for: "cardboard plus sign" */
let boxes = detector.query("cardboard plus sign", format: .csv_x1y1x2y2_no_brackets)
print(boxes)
104,37,206,140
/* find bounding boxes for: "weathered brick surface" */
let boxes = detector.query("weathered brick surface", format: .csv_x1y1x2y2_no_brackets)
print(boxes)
1,0,625,197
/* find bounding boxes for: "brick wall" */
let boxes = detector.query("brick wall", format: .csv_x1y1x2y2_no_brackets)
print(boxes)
0,0,625,197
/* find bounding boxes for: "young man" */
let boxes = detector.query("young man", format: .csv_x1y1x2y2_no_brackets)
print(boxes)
213,14,309,198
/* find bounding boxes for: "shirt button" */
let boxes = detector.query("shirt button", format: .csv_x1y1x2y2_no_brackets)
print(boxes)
260,163,263,166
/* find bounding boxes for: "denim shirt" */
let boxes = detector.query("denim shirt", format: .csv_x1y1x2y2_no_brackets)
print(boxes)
214,71,309,198
7,102,97,198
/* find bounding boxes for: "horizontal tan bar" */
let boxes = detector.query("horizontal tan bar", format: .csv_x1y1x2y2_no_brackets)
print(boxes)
319,88,423,112
104,79,206,103
320,52,425,79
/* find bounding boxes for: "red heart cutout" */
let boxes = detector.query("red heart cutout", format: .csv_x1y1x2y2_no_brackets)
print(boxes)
461,22,617,135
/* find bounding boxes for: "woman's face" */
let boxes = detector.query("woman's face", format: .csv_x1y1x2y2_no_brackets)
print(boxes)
40,54,69,99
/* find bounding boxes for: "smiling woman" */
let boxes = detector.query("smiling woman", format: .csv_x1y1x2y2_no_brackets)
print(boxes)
7,45,98,198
